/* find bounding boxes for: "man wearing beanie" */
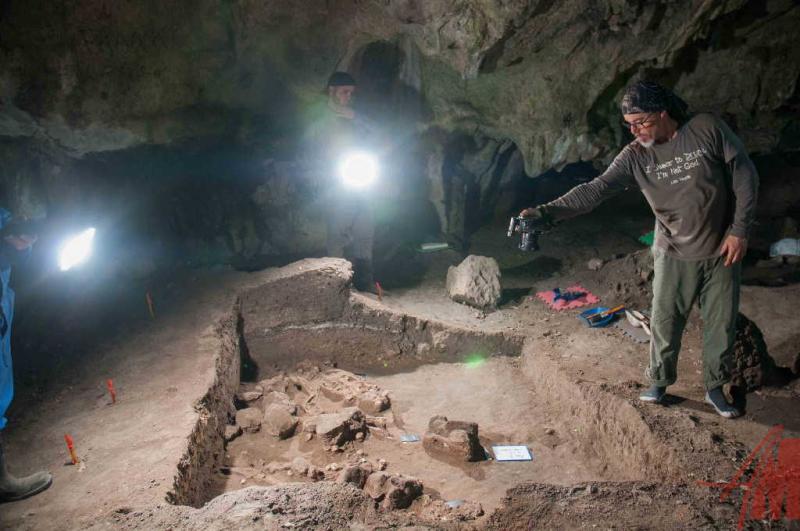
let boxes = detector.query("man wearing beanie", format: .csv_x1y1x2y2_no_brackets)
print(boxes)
520,80,758,418
306,71,381,293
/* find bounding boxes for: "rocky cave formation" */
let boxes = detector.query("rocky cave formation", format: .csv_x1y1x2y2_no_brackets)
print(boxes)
1,0,798,273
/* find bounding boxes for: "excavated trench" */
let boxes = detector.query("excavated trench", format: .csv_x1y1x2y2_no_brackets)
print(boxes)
167,259,688,521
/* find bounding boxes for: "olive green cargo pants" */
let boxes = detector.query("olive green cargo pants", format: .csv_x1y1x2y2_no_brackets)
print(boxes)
646,250,741,391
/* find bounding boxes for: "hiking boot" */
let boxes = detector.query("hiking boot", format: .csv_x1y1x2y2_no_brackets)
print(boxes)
0,436,53,503
705,387,741,419
638,385,666,403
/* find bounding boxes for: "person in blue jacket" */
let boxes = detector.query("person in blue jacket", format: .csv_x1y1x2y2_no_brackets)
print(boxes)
0,208,52,502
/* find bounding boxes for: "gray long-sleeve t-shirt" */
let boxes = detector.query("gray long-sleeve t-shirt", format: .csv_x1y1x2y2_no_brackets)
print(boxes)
545,113,759,260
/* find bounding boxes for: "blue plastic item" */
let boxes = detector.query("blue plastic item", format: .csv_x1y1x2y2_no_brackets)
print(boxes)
578,307,616,328
552,287,587,302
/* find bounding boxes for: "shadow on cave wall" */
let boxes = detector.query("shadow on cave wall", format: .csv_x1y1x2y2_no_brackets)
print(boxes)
346,39,442,285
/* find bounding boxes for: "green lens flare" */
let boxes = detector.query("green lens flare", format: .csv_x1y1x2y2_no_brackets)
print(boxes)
464,352,487,368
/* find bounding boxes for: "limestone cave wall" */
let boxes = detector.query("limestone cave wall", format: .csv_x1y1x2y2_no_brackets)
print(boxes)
0,0,798,265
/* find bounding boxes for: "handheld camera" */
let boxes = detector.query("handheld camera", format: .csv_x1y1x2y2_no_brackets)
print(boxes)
507,216,543,252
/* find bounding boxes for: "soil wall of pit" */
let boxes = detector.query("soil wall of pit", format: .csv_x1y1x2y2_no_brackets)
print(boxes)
238,260,523,375
167,309,243,507
169,258,707,510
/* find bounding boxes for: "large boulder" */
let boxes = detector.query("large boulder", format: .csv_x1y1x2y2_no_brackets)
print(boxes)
263,403,299,439
422,415,485,462
446,255,502,310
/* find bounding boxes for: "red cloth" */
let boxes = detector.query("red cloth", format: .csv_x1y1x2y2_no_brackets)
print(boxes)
535,285,599,310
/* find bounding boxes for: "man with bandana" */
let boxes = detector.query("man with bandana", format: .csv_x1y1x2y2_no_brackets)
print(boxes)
520,80,758,418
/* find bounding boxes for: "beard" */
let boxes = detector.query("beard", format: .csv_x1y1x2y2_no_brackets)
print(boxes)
636,137,655,148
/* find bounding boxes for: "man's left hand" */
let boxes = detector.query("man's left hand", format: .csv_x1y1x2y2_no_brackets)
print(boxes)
720,235,747,267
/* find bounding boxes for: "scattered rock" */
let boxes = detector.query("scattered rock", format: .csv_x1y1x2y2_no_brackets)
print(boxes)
446,255,502,310
315,407,367,446
263,403,299,439
357,389,391,415
235,407,262,433
291,457,311,476
237,391,263,404
224,424,242,442
262,391,298,415
316,370,391,414
423,415,485,462
258,375,290,394
366,416,387,429
355,432,365,442
235,383,264,405
307,466,324,481
587,258,604,271
377,459,388,471
336,464,373,488
266,461,290,474
417,495,485,521
363,472,423,510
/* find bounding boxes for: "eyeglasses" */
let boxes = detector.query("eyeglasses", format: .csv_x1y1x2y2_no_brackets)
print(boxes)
622,113,658,131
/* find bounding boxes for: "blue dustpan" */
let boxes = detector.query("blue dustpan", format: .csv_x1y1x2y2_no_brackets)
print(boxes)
578,307,617,327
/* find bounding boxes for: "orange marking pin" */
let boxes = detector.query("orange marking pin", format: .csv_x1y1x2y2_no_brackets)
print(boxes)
107,379,116,404
64,434,79,465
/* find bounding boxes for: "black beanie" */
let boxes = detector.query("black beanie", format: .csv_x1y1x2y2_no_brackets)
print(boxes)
327,71,356,88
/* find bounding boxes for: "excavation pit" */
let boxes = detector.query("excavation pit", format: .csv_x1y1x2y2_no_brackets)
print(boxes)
180,258,689,524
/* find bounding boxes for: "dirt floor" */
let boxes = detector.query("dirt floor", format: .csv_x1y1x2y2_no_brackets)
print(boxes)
1,206,799,530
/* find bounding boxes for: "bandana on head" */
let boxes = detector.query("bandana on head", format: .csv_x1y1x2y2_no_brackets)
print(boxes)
620,80,688,117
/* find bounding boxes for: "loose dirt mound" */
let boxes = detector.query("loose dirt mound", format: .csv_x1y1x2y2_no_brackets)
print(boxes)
95,483,374,530
731,313,793,392
484,481,740,530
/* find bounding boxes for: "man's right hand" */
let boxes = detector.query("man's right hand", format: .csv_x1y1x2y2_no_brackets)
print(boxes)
519,206,547,219
518,205,554,229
